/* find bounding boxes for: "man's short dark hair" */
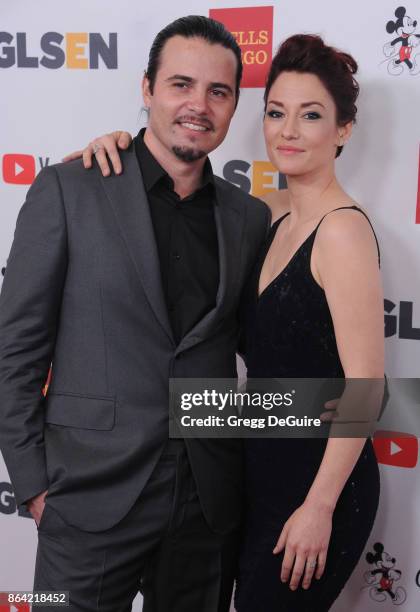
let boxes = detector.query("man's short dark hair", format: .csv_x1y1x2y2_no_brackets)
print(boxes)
145,15,243,107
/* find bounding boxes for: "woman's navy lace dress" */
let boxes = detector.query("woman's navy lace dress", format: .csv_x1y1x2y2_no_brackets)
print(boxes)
235,207,380,612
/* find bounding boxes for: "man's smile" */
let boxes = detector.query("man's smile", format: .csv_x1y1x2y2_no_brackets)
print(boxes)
175,117,214,133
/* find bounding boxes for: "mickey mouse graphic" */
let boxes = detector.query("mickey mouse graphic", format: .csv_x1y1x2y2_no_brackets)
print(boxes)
362,542,407,605
383,6,420,75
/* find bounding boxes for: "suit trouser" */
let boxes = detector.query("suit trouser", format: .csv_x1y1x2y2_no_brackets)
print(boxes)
33,441,239,612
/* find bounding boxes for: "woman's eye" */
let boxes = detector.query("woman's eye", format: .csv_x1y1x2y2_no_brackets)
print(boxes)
266,110,283,119
304,111,321,120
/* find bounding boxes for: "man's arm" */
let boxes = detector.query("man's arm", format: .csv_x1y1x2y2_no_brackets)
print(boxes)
0,166,68,508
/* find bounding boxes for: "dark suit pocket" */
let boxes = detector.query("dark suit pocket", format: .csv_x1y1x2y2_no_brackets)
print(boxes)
45,392,116,430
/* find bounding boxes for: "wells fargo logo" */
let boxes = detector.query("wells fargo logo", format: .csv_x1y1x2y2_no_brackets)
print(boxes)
209,6,273,87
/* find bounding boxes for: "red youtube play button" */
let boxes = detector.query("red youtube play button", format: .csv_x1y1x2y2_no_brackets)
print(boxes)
0,599,30,611
373,430,418,468
2,154,36,185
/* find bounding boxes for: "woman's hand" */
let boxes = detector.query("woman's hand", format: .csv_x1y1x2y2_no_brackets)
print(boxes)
62,131,133,176
273,500,333,590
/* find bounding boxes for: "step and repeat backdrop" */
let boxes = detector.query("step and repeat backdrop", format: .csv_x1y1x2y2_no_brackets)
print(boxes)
1,0,419,610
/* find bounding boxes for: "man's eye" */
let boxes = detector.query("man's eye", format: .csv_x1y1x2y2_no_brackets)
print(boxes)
173,82,188,89
211,89,226,97
304,112,321,120
266,110,284,119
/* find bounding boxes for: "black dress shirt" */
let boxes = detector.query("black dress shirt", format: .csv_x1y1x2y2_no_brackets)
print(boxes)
134,129,219,344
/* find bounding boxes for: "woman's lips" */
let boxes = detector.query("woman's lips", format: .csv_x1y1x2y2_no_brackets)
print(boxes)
276,146,305,154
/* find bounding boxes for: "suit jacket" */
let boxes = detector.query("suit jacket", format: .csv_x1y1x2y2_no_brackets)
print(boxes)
0,144,270,533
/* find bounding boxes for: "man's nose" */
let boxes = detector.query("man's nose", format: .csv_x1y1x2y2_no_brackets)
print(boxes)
187,88,209,115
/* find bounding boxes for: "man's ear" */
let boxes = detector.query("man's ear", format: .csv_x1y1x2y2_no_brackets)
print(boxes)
142,74,153,107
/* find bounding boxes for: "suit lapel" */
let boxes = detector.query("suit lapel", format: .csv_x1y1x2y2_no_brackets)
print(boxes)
175,179,245,355
100,145,174,344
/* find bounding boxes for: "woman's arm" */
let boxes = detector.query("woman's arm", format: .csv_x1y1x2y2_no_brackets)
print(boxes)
307,207,384,506
274,208,384,590
62,131,133,176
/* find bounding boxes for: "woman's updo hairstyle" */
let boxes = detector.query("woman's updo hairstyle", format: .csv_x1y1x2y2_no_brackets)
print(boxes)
264,34,359,157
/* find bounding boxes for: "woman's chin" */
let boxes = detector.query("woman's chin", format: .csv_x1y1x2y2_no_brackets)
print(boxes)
275,163,307,177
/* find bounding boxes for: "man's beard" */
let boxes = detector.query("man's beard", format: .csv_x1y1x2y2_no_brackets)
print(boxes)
172,145,207,162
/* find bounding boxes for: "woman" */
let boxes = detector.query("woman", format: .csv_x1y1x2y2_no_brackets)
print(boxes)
67,34,383,611
233,36,382,612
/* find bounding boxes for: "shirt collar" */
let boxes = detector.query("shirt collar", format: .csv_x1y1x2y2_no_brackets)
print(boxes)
134,128,215,195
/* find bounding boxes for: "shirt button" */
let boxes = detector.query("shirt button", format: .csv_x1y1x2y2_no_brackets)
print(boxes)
172,252,181,260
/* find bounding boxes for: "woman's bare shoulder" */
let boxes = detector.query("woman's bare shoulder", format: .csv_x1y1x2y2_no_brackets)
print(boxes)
260,190,290,223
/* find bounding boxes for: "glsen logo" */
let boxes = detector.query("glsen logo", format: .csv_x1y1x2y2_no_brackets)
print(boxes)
209,6,273,87
0,482,31,518
373,430,418,467
384,299,420,340
0,482,16,515
2,154,49,185
0,32,117,69
223,158,286,197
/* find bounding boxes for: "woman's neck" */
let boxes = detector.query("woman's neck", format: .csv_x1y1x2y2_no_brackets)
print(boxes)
285,168,353,227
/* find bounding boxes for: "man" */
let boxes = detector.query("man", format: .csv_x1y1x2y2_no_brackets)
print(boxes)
0,15,270,612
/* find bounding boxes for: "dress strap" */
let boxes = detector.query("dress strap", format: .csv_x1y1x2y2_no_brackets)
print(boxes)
262,212,291,263
313,205,381,266
272,211,290,228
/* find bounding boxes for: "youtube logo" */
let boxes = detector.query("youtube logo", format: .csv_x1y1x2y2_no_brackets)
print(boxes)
373,430,418,468
0,601,30,611
2,154,36,185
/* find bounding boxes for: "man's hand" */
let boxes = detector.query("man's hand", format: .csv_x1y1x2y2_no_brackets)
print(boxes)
62,131,133,176
26,489,48,527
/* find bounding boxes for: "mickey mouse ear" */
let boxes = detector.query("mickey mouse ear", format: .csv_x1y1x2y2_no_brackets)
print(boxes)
395,6,406,19
386,20,396,33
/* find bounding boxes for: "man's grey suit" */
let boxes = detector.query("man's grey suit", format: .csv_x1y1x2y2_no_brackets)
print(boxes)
0,144,270,536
